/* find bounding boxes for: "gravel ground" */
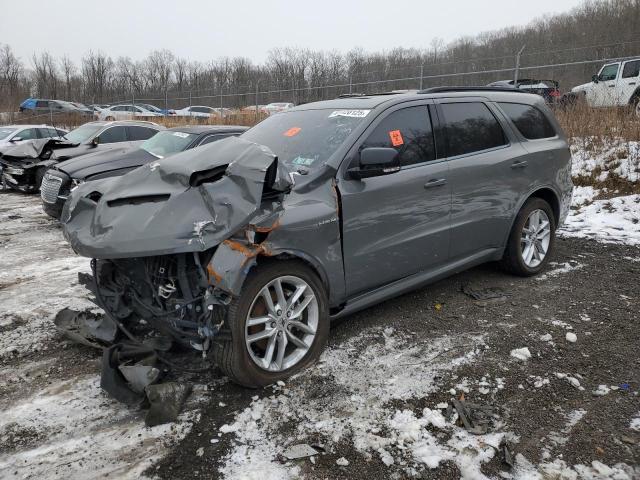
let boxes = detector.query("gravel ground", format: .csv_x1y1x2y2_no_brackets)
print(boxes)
0,192,638,479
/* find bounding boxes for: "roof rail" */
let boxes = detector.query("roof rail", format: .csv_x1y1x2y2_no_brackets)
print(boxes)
418,86,523,94
337,90,413,99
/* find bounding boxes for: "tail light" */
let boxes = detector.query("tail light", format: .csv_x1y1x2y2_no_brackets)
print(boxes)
550,89,561,97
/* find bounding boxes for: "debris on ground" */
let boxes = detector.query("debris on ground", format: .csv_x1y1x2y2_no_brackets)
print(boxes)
282,444,324,460
55,304,193,426
449,398,498,435
53,308,117,348
566,332,578,343
336,457,349,466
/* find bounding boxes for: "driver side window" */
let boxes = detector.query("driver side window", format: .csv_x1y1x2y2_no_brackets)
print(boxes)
360,106,436,167
98,126,127,144
599,64,619,81
18,128,39,140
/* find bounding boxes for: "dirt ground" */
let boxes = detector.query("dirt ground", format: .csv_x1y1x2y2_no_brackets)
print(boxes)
0,192,639,479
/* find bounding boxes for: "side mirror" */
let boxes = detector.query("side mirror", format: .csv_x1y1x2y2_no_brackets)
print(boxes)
592,74,599,83
348,147,400,180
91,136,100,147
9,136,22,142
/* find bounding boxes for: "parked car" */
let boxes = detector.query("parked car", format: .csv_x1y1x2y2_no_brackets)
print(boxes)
42,125,248,218
487,79,561,103
174,105,231,118
0,124,68,147
0,125,68,190
138,103,176,116
0,120,162,192
61,87,572,388
264,102,294,114
19,98,93,115
567,58,640,115
242,105,268,115
98,104,163,121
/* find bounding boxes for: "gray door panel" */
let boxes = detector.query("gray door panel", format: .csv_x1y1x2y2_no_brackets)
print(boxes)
447,144,530,259
437,99,532,260
340,161,451,296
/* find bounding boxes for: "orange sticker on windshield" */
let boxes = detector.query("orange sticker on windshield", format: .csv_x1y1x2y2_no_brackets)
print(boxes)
389,130,404,146
284,127,301,137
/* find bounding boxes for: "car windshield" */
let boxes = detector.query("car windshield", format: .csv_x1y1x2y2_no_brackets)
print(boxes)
64,124,104,144
140,130,198,158
0,127,17,140
241,108,368,171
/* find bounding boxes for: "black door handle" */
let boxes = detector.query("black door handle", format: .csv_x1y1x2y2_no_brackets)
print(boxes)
424,178,447,189
511,160,528,169
629,82,636,85
608,85,615,88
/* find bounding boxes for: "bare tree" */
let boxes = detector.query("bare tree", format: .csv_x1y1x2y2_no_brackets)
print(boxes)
32,51,59,98
60,55,76,100
81,50,113,103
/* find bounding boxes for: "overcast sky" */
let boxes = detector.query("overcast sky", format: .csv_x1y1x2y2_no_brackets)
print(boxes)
0,0,585,65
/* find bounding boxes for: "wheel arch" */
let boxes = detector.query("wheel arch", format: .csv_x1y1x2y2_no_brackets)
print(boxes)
503,186,561,248
208,243,332,304
255,249,331,299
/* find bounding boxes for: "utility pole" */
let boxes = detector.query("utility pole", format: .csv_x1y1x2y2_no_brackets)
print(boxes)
514,45,526,85
419,65,424,90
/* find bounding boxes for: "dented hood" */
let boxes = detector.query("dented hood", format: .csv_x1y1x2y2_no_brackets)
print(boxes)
62,136,292,259
0,138,79,162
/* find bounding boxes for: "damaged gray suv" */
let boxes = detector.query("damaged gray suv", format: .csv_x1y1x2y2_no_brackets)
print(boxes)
62,88,572,388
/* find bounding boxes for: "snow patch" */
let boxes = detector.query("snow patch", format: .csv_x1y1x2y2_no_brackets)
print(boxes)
510,347,532,361
218,329,492,478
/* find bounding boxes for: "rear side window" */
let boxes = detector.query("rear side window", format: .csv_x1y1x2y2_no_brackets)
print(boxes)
99,126,127,143
127,126,157,141
622,60,640,79
361,106,435,166
498,103,556,140
35,100,49,108
440,102,506,157
38,128,56,138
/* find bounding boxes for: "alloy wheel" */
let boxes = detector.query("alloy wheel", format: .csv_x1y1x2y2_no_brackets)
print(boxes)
521,209,551,268
244,275,318,372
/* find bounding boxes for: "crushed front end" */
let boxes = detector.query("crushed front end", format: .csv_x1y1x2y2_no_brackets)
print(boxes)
0,138,78,192
58,137,294,407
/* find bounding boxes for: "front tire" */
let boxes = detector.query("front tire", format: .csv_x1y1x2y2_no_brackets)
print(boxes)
501,198,556,276
213,260,329,387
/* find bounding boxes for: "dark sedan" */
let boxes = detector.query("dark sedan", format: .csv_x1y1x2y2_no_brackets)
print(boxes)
41,125,248,218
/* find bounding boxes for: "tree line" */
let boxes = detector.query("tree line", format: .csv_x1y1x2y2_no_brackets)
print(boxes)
1,0,639,112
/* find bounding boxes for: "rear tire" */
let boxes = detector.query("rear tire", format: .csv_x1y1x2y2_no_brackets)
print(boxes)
213,260,329,388
501,198,556,276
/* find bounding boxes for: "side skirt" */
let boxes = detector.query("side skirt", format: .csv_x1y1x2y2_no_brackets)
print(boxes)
330,248,501,321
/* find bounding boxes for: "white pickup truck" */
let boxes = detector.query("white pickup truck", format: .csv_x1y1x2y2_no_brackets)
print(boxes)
570,58,640,115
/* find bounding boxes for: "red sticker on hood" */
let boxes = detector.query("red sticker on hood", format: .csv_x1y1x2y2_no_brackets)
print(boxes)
284,127,302,137
389,130,404,146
